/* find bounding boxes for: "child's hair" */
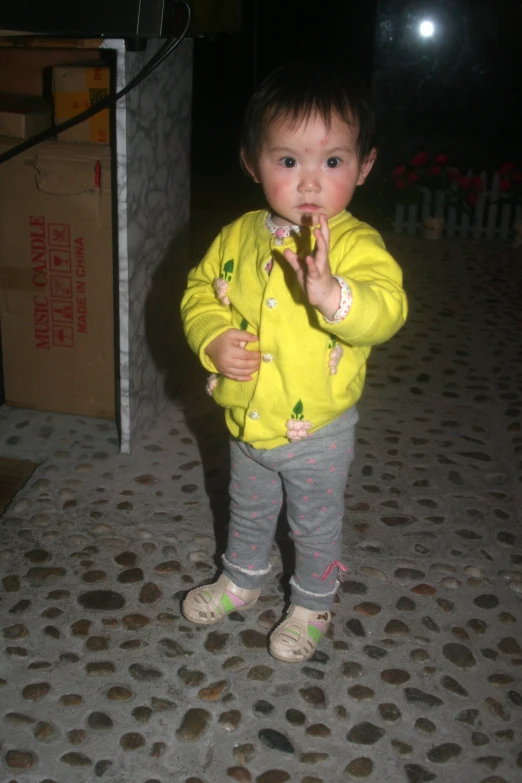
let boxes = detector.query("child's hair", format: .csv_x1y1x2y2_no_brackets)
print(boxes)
240,60,375,177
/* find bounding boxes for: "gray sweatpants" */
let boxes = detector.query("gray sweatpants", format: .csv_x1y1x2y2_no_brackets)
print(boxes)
222,408,358,611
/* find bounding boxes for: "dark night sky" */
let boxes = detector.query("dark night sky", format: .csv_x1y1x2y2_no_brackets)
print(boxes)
190,0,522,212
371,0,522,167
190,0,378,208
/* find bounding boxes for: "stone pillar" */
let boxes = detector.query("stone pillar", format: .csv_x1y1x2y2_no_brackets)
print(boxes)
104,38,193,452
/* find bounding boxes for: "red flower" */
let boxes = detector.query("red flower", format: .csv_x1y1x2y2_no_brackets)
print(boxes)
459,177,470,189
500,162,515,176
448,168,460,180
429,165,442,175
499,178,511,192
408,170,421,182
410,152,430,167
513,172,522,183
392,165,406,178
434,153,448,164
472,176,484,192
467,192,478,207
395,179,407,189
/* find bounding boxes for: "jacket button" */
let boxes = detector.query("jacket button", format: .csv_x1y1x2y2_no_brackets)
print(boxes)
266,297,277,309
262,353,273,363
248,410,260,420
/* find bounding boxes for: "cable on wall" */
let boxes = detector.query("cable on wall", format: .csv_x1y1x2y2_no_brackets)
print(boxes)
0,0,191,165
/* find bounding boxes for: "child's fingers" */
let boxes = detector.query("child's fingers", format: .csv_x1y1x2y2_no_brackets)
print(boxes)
313,237,327,271
318,212,330,247
305,253,333,280
222,366,254,381
232,350,261,368
282,248,301,273
227,329,257,345
240,354,261,369
238,330,259,343
223,352,260,381
313,224,329,264
304,255,321,278
224,373,254,382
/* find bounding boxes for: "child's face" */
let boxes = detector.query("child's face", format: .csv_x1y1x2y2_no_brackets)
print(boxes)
244,110,376,226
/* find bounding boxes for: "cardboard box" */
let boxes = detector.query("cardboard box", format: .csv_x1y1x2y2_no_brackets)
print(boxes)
52,61,110,143
0,36,104,48
0,137,115,418
0,93,52,138
0,47,101,96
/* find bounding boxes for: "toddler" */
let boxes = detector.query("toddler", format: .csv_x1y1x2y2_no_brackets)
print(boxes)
180,61,408,662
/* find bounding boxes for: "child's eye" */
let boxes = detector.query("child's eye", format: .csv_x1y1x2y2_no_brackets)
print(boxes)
281,157,296,168
326,157,341,168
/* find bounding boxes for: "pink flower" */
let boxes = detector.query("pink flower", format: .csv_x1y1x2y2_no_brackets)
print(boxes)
214,277,230,305
410,152,430,167
392,165,406,177
205,374,218,396
328,344,344,375
286,418,312,442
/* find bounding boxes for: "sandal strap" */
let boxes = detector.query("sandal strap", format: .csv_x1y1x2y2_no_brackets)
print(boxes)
270,605,330,662
183,574,260,625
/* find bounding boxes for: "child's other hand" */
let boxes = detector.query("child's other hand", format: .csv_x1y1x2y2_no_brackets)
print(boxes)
283,213,341,319
205,329,260,381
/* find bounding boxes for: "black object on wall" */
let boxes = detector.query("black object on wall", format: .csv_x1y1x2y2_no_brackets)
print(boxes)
372,0,522,168
0,0,183,38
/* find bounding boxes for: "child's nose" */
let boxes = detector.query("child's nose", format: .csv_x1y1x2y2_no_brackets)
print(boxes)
298,168,321,192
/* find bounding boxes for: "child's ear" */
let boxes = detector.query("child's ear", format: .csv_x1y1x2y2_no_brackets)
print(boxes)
357,147,377,186
240,148,259,183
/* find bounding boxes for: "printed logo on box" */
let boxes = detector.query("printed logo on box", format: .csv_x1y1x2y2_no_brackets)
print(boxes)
51,301,73,324
53,325,74,348
48,223,70,249
50,249,71,273
50,275,72,299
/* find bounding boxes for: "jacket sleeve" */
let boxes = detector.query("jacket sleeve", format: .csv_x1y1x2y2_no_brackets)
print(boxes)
180,232,233,372
319,228,408,346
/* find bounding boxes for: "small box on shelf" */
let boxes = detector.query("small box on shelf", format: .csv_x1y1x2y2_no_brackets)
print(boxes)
52,61,110,143
0,93,52,138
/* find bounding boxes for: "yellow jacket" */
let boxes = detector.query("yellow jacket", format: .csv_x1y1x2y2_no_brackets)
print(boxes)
181,209,407,449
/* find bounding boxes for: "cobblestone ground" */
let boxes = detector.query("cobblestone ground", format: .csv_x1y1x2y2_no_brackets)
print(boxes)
1,237,521,783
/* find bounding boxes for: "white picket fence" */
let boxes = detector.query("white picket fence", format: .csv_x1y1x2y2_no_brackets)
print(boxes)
393,170,522,239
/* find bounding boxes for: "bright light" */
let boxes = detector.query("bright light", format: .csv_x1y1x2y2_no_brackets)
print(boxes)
419,20,435,37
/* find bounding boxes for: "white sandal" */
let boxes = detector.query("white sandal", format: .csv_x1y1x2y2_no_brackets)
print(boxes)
182,574,261,625
269,604,330,662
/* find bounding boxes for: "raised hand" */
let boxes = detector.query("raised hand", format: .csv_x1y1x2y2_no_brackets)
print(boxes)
282,213,341,320
205,329,260,381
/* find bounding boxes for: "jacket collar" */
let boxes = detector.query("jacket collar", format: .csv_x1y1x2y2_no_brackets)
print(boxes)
253,209,353,246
